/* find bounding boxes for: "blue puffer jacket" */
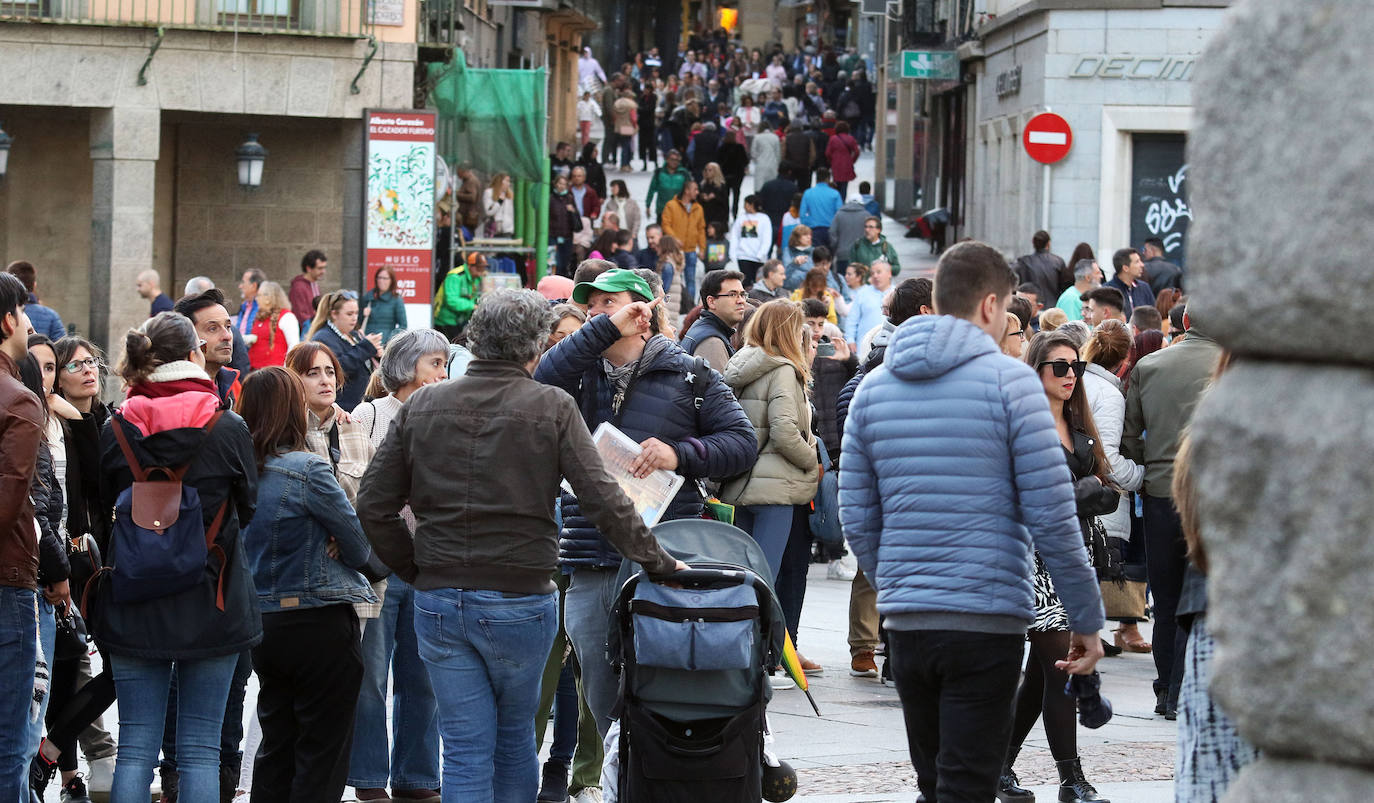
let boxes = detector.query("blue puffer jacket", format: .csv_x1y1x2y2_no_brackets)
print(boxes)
535,314,757,569
838,315,1104,635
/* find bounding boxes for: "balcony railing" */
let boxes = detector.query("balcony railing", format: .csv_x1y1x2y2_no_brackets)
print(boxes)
0,0,374,37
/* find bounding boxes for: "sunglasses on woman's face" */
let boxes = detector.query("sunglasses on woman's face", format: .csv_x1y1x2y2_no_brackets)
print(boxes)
1038,360,1086,378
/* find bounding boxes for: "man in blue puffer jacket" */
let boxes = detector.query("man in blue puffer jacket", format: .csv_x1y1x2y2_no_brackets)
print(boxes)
535,268,757,738
839,241,1104,803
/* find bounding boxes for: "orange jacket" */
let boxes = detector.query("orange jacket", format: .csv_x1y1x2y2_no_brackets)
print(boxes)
661,198,706,253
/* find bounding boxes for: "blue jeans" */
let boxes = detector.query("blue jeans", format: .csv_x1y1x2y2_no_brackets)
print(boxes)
561,569,621,740
110,652,239,803
684,251,699,310
25,600,57,772
734,504,795,582
414,588,558,803
348,577,440,791
0,587,38,802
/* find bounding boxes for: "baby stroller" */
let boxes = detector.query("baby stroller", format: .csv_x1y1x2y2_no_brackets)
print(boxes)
608,519,790,803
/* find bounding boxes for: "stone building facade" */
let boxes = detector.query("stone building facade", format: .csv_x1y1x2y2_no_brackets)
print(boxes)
925,1,1228,262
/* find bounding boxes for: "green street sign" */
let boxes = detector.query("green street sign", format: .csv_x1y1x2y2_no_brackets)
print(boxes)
899,50,959,80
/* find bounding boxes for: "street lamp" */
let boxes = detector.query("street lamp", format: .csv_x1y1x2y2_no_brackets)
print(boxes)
235,133,267,188
0,123,11,182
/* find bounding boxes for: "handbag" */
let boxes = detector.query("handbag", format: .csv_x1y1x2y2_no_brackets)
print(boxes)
1084,516,1124,583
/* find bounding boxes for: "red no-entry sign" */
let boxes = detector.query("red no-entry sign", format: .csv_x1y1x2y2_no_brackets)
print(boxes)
1023,113,1073,164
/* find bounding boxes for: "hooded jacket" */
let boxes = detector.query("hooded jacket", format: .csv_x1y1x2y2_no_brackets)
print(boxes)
96,373,261,660
719,346,819,507
829,200,870,260
535,315,757,569
838,315,1105,635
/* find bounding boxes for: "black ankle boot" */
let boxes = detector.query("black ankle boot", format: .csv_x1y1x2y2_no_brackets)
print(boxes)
1056,758,1108,803
997,747,1034,801
536,759,569,802
998,765,1034,801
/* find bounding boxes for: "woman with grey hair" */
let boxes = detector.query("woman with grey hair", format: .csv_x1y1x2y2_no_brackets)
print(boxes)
357,289,684,801
346,327,451,801
1056,319,1093,351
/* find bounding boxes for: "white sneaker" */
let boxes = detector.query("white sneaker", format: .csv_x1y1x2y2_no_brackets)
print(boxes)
826,555,856,581
768,674,797,691
572,788,604,803
87,755,115,802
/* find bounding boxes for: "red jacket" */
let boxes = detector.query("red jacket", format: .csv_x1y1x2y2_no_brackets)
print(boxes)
288,274,318,324
826,133,860,183
248,313,290,370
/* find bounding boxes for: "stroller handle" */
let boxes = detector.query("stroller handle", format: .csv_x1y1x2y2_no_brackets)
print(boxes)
648,566,758,587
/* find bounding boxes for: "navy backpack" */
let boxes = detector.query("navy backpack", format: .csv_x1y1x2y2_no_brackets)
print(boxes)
106,412,230,610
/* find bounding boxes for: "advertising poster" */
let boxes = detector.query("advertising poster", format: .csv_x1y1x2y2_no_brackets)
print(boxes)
365,110,437,328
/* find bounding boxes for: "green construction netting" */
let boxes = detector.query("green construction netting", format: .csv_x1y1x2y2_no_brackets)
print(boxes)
428,50,547,184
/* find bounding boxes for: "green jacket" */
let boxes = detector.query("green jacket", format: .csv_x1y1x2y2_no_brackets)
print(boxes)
1122,331,1224,497
848,236,901,275
645,166,689,220
362,290,408,343
433,266,480,327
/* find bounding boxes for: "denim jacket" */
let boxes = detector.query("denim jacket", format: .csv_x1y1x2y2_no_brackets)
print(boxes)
243,450,378,613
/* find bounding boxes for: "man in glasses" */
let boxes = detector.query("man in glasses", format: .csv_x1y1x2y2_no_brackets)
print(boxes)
681,269,749,373
839,241,1104,802
847,216,901,276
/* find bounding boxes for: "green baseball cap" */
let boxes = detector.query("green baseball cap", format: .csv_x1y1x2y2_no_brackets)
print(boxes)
571,268,655,304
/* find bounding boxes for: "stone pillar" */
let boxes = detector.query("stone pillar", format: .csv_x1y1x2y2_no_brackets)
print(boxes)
1186,2,1374,799
90,107,160,353
340,119,364,294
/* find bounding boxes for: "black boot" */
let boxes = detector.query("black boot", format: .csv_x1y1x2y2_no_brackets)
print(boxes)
1056,758,1108,803
997,751,1034,801
536,759,569,803
998,767,1034,800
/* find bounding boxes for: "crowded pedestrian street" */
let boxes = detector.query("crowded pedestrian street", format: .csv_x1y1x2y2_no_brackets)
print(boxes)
2,1,1346,802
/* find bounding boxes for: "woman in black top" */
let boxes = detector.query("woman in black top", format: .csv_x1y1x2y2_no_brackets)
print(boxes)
1001,330,1119,803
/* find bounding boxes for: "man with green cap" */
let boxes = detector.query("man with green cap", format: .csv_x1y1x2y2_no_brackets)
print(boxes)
535,268,757,747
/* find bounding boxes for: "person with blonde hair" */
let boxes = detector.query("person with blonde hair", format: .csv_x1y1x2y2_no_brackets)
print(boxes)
720,300,819,584
482,173,515,238
1039,307,1068,332
247,281,299,370
655,234,687,329
721,300,822,676
1000,311,1026,359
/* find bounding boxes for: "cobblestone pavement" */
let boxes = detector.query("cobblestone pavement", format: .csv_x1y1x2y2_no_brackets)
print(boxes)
769,563,1179,800
796,742,1176,796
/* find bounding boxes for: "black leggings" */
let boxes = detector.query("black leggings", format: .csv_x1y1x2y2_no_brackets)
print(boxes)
1007,630,1077,762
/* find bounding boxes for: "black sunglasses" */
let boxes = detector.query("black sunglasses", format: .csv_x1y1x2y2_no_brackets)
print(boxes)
1037,360,1086,378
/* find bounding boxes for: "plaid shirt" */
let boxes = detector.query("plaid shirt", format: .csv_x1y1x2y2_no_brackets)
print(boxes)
306,406,382,617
